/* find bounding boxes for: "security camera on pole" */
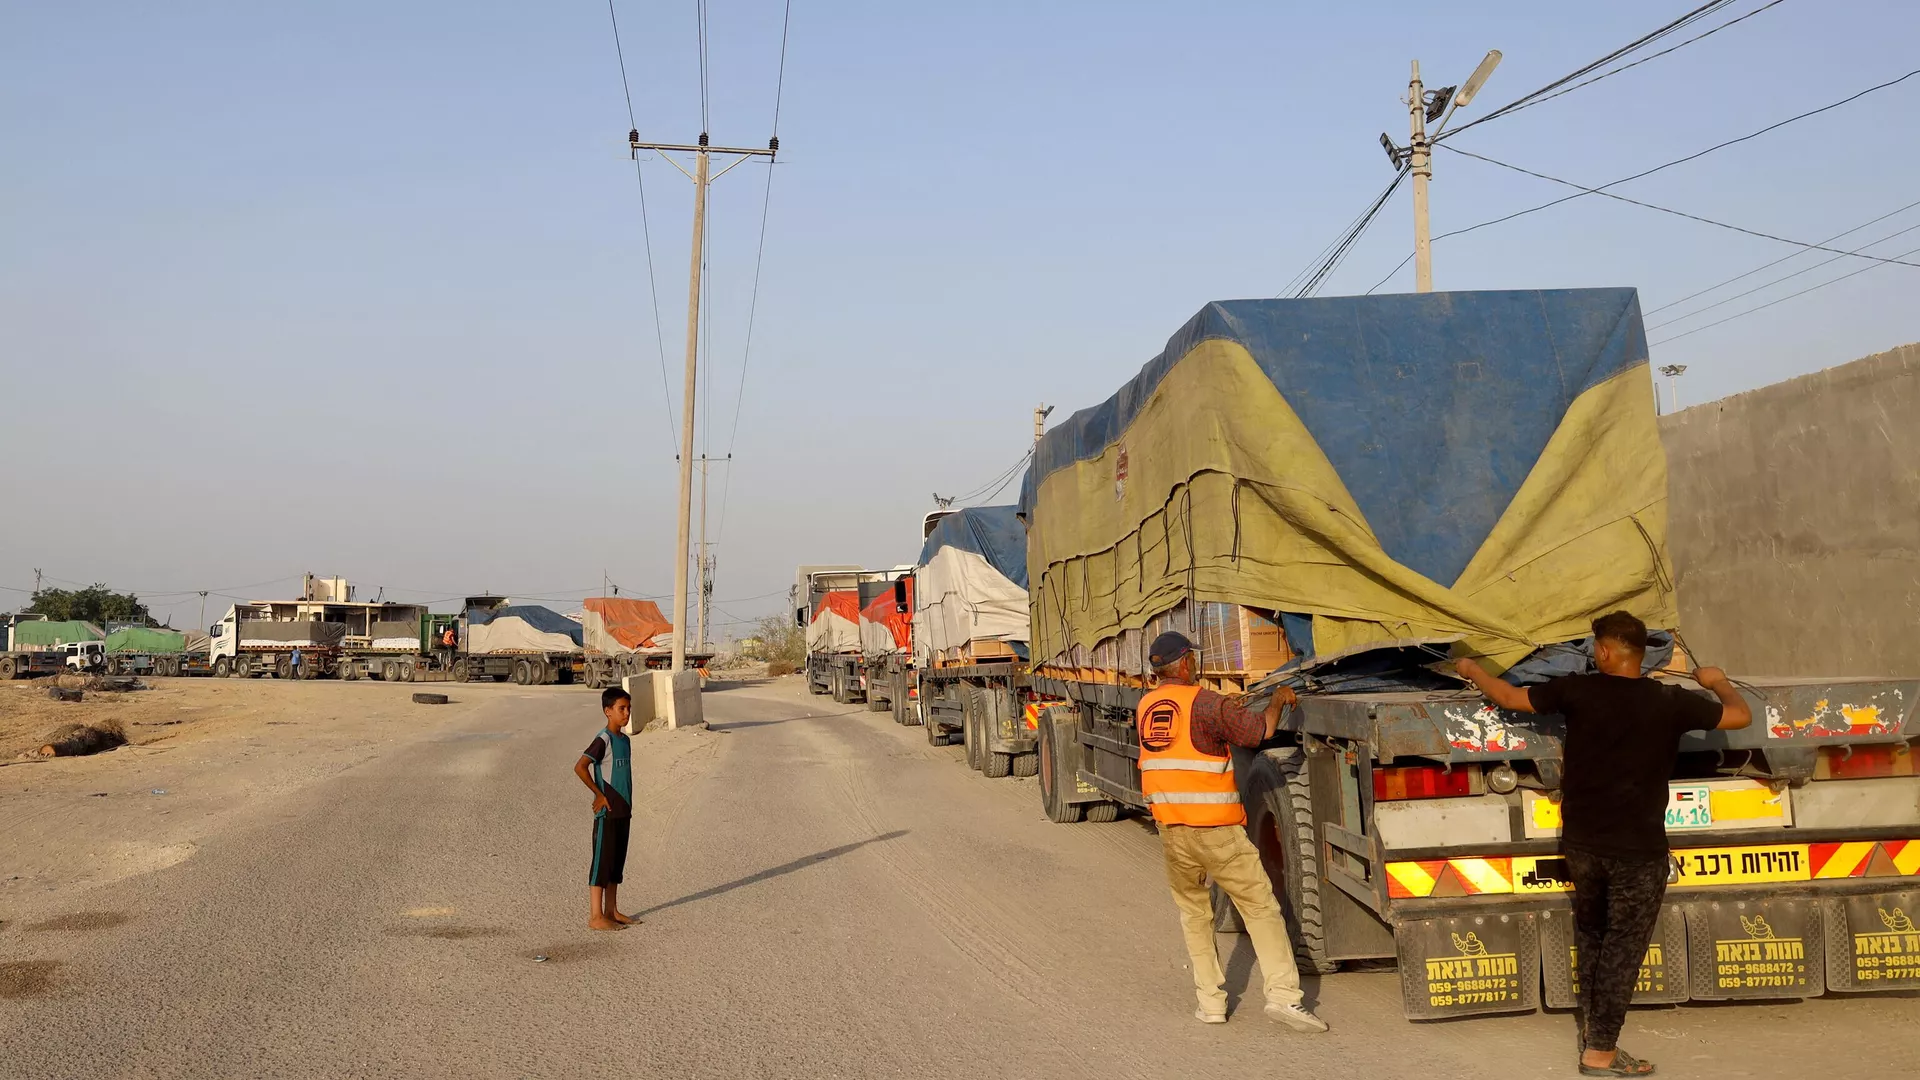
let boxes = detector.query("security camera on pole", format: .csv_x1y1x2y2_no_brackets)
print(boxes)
1379,51,1502,292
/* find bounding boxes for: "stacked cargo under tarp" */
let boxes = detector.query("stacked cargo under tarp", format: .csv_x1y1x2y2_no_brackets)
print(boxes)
1019,289,1675,674
105,626,187,654
580,597,673,655
9,620,105,650
858,575,913,658
238,620,348,648
914,506,1030,667
805,590,861,655
369,620,422,651
465,605,583,655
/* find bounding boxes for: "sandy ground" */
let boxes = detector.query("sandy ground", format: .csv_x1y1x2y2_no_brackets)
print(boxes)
0,676,1913,1079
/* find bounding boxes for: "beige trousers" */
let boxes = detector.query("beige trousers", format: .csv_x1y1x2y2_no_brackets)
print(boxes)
1160,822,1304,1013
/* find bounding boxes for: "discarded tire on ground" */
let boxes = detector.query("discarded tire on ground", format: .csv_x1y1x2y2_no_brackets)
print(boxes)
411,693,449,705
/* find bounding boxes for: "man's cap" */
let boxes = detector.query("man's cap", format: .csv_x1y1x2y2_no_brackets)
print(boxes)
1149,631,1194,667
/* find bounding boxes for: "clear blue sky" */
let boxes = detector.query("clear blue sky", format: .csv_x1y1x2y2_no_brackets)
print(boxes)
4,1,1916,635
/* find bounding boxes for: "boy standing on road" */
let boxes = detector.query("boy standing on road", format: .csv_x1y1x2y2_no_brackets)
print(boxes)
574,687,642,931
1457,612,1751,1077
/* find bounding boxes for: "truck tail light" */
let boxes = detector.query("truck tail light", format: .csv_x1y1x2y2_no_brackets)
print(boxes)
1818,741,1916,780
1373,764,1474,801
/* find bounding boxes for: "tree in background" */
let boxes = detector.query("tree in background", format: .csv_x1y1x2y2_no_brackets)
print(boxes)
751,612,805,675
27,584,151,624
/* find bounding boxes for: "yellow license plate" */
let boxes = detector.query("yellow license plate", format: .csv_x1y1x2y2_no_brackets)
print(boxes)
1674,844,1811,886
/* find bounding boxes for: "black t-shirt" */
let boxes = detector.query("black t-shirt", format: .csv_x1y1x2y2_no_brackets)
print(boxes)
1528,674,1722,857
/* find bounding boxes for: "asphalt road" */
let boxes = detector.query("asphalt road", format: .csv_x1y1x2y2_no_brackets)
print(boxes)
1,678,1912,1079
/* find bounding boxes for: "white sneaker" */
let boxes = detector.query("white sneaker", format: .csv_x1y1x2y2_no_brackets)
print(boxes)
1194,1008,1228,1025
1264,1001,1328,1032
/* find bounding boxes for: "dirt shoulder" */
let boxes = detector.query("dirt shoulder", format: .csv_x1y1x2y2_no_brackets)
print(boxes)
0,677,543,917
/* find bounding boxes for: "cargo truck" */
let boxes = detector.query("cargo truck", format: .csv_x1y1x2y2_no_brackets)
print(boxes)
910,505,1037,779
1019,289,1920,1019
2,617,101,679
103,625,208,676
797,565,867,702
579,596,713,688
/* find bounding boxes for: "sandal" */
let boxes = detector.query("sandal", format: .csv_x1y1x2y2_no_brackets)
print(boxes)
1579,1048,1655,1076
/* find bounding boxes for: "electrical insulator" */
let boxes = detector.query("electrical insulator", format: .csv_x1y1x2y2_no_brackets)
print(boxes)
768,136,779,153
698,132,709,147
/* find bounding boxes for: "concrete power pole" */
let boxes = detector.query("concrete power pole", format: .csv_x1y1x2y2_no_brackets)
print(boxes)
1034,403,1054,447
1407,61,1434,293
631,130,777,672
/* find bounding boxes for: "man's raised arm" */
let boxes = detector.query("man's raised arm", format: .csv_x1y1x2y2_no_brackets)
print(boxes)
1454,657,1537,714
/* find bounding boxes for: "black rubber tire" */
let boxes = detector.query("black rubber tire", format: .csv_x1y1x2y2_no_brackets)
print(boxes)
865,668,889,711
1084,802,1122,823
1241,746,1338,974
453,658,470,682
925,697,948,745
513,659,531,686
962,685,987,771
1,656,18,680
985,751,1013,778
411,692,449,705
276,656,292,680
211,657,229,679
1012,752,1039,778
1038,705,1085,823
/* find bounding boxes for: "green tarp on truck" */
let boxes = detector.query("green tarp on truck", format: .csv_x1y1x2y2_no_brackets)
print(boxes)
9,620,105,649
105,626,188,654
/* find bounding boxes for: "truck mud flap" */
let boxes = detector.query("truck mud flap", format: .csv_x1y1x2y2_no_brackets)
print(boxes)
1683,897,1824,1000
1539,905,1689,1009
1823,887,1920,992
1396,911,1539,1019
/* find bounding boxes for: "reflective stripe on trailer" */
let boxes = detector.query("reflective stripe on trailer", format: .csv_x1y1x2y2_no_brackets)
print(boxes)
1147,791,1242,805
1139,758,1234,773
1387,858,1515,899
1810,839,1920,879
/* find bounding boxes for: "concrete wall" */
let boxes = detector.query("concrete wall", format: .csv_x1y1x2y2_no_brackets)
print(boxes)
1659,343,1920,677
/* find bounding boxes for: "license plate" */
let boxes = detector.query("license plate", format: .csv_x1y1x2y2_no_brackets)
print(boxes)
1674,844,1811,886
1666,785,1713,830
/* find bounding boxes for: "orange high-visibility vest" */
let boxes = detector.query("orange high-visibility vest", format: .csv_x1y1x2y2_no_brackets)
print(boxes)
1137,683,1245,827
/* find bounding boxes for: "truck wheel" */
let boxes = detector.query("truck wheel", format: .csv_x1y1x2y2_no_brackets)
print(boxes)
0,657,17,680
962,685,987,771
924,701,949,745
453,658,470,682
1241,747,1338,975
276,656,292,680
211,657,229,679
865,674,889,713
1012,752,1039,778
513,659,531,685
829,668,847,704
1084,802,1122,823
1038,706,1085,823
985,751,1013,778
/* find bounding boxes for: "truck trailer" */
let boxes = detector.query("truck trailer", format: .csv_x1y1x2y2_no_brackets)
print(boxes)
798,565,866,702
579,596,713,688
1018,289,1920,1019
911,505,1037,779
3,617,102,679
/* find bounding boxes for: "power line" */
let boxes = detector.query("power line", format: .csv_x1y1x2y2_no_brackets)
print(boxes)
1650,242,1920,346
1361,69,1920,288
1445,0,1786,138
1439,145,1920,269
607,0,678,448
1648,218,1920,331
1645,198,1920,316
1443,0,1744,141
695,0,711,132
1282,169,1407,298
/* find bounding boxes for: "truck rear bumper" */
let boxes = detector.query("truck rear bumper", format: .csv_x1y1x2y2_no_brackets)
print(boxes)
1389,873,1920,1018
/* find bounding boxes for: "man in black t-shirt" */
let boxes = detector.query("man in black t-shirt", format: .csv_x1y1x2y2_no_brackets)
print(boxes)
1458,612,1750,1077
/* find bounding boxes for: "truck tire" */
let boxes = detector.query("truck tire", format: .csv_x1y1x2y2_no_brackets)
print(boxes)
830,667,848,704
411,692,449,705
0,657,16,680
453,658,470,682
865,672,889,712
211,657,229,679
513,659,532,685
962,685,987,771
985,750,1013,778
276,656,292,680
1084,801,1122,823
1037,706,1085,823
1012,752,1038,778
1240,747,1338,975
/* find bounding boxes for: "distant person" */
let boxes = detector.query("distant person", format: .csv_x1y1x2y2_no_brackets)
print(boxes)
1137,631,1326,1033
442,625,457,651
1456,611,1750,1077
573,687,641,931
289,646,301,680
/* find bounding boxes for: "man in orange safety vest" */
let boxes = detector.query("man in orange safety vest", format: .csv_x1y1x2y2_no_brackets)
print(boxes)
1139,630,1327,1032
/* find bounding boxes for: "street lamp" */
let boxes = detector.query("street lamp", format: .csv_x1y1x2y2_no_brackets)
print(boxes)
1380,50,1502,292
1659,364,1689,414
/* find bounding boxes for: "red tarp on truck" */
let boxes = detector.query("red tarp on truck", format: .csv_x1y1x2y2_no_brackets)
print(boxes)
581,597,674,655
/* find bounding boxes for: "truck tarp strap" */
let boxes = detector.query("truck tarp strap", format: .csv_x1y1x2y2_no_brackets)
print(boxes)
1147,791,1242,804
1139,758,1234,773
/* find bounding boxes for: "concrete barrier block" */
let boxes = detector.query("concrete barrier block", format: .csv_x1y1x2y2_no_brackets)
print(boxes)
620,673,659,734
656,669,704,729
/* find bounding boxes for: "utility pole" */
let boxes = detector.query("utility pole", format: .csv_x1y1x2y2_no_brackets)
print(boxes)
1034,403,1054,447
697,455,709,653
1659,364,1688,414
631,129,777,672
198,591,208,635
1407,61,1434,293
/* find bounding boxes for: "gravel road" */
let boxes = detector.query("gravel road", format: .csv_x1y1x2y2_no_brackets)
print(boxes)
1,678,1911,1078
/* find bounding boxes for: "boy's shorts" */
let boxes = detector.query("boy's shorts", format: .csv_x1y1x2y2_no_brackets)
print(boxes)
590,812,630,886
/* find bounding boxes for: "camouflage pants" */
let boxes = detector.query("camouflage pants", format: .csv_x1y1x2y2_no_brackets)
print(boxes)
1566,846,1669,1052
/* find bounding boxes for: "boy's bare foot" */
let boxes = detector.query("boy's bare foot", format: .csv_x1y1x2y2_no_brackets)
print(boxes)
587,916,625,931
610,912,642,925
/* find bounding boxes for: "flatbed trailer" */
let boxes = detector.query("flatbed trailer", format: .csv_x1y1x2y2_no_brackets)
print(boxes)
918,660,1037,778
0,651,67,679
1031,666,1920,1017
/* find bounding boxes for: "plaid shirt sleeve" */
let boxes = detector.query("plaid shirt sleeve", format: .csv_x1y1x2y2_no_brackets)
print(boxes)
1188,688,1267,756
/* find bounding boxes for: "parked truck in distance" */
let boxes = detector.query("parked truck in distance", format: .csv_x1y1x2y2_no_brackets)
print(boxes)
1018,289,1920,1019
579,596,712,688
797,565,865,701
2,616,100,679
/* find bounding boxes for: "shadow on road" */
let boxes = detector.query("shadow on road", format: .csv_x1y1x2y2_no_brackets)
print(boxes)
637,830,910,917
707,711,839,732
